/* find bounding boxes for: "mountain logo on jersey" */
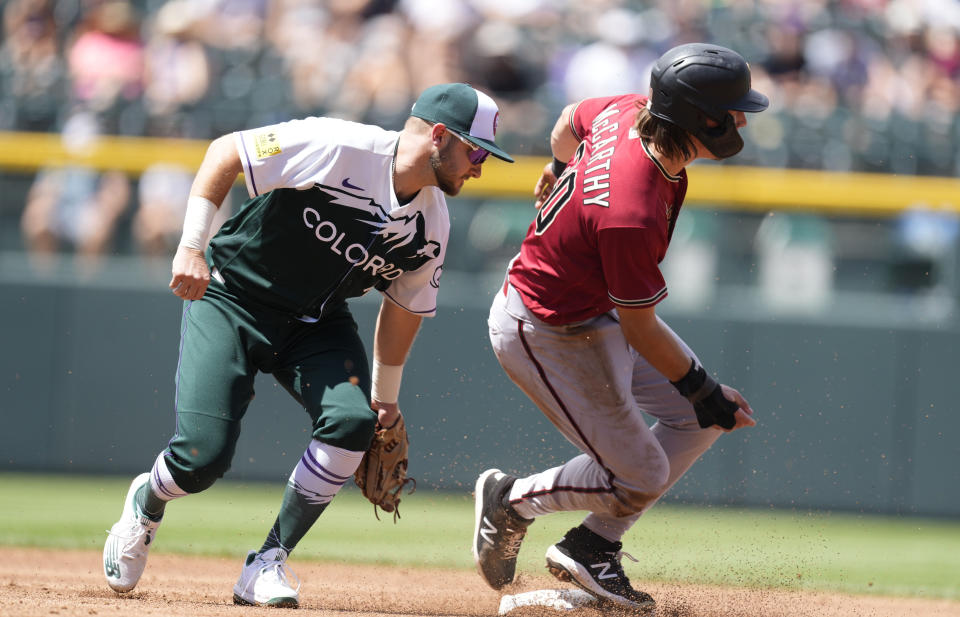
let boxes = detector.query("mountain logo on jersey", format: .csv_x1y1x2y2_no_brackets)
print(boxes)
300,184,441,286
316,184,440,258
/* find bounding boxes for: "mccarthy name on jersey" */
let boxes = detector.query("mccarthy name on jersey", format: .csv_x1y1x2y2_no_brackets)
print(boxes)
208,182,442,317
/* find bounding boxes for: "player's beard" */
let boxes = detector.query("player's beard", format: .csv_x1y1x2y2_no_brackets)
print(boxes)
430,140,465,196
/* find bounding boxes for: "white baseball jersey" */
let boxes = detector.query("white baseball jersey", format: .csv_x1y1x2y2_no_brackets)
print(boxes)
207,116,448,319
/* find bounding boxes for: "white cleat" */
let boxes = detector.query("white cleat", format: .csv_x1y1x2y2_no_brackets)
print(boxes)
103,473,162,593
233,548,300,608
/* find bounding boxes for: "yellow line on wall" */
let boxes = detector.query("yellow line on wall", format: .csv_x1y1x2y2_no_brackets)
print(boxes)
1,131,958,216
0,131,208,174
681,165,960,216
468,159,960,216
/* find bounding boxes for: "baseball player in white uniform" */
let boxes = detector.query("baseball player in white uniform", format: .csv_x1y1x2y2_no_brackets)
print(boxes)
103,83,513,608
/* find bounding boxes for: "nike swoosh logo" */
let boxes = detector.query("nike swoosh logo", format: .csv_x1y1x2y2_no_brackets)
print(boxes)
342,178,363,191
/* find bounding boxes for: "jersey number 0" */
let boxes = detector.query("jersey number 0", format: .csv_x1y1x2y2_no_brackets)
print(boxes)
534,171,577,235
535,141,586,236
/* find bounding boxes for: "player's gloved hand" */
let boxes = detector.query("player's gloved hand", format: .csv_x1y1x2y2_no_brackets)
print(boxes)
354,408,414,522
693,382,739,429
670,360,739,429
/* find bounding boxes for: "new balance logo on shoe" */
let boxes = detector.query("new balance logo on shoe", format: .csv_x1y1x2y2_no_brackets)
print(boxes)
590,560,616,580
479,516,498,546
104,541,119,579
104,556,120,579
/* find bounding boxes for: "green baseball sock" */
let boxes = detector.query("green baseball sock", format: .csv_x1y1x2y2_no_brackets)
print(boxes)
135,482,166,522
258,483,329,555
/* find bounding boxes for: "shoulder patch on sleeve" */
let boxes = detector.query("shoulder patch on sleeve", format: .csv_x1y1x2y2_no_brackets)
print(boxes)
252,130,282,159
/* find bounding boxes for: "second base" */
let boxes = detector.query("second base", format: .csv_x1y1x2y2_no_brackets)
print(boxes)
498,588,600,615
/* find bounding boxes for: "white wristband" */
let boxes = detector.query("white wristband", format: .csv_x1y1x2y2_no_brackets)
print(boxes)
179,195,219,250
371,360,404,404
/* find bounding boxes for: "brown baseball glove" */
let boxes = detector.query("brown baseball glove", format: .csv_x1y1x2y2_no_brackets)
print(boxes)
354,415,415,522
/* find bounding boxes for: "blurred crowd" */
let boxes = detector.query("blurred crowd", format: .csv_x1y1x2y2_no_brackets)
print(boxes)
2,0,960,266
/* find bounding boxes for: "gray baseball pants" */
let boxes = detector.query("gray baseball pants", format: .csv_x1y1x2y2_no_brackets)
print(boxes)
488,283,720,542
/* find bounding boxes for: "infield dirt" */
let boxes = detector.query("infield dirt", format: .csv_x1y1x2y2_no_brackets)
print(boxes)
0,548,956,617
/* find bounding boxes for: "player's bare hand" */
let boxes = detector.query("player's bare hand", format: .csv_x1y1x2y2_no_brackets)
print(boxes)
715,384,756,432
533,162,558,210
372,400,401,429
169,246,210,300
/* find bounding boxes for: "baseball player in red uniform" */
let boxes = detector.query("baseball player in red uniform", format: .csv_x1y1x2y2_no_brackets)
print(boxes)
472,43,768,612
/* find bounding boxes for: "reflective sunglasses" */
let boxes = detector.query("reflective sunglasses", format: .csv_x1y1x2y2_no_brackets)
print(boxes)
448,130,490,165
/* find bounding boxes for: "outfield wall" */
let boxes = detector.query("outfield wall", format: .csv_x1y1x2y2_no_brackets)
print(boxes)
2,263,957,517
2,134,957,516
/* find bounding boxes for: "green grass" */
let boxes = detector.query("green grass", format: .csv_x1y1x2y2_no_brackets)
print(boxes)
1,473,957,600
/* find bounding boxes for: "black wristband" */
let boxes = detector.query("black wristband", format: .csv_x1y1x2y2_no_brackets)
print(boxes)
551,157,567,178
670,360,713,401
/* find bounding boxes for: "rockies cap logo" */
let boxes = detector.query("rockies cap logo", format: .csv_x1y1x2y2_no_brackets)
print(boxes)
410,83,514,163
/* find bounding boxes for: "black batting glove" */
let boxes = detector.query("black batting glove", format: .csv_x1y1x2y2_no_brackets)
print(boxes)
670,360,739,429
693,383,739,429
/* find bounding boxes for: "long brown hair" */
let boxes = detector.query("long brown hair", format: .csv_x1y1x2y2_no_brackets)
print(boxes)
633,101,696,162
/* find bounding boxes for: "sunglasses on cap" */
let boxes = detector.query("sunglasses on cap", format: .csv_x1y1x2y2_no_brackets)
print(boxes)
447,129,491,165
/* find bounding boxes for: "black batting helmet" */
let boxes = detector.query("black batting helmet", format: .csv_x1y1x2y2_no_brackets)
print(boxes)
648,43,768,158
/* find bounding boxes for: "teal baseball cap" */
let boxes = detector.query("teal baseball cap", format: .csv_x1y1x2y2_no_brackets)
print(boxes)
410,83,514,163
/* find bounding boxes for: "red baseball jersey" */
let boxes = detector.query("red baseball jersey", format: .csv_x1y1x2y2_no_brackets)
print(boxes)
508,94,688,325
